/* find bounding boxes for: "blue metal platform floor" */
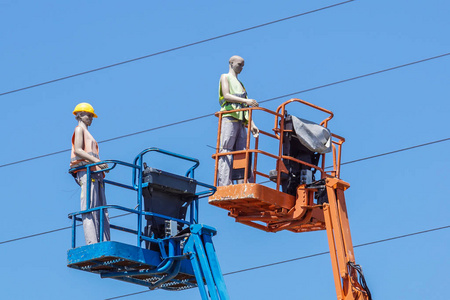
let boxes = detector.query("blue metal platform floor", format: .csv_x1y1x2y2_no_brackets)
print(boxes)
67,241,198,291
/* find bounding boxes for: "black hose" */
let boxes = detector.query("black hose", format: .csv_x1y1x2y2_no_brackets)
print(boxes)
347,261,372,300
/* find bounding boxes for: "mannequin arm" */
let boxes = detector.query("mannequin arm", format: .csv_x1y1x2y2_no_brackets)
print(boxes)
73,126,108,170
220,74,258,107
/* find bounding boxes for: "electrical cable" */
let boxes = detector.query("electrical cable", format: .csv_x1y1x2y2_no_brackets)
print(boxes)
0,138,448,242
0,212,132,245
251,137,450,185
258,52,450,104
0,137,449,246
0,2,447,297
1,46,448,296
1,52,450,170
104,225,450,300
340,137,450,166
0,113,213,169
225,225,450,275
0,0,355,98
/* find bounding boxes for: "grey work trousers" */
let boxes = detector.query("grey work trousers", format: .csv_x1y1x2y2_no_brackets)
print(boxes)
218,117,254,186
76,171,111,244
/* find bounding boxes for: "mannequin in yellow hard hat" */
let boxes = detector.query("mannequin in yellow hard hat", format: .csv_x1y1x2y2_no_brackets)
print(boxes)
217,55,259,186
71,103,106,169
70,102,110,244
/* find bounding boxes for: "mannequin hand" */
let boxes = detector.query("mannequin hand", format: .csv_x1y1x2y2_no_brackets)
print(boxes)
247,99,259,107
251,124,259,138
99,163,110,173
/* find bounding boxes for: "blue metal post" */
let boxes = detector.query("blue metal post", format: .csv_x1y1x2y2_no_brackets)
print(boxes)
71,215,76,248
86,168,91,210
190,203,194,224
137,158,143,247
99,207,104,243
195,199,199,224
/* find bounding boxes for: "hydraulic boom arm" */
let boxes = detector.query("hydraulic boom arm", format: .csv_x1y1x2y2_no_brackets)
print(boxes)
322,178,371,300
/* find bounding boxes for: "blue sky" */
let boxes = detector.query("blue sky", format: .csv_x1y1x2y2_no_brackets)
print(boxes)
1,0,449,299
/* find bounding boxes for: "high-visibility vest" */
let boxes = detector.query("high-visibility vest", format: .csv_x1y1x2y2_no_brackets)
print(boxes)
70,126,101,173
219,74,249,123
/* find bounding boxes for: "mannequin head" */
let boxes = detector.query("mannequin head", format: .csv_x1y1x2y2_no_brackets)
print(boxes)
73,102,97,127
75,111,94,127
229,55,245,75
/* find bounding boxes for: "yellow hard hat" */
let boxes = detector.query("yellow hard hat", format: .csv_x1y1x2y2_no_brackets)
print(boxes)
72,102,98,118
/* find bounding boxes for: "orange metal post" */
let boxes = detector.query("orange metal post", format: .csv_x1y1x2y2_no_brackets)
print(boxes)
214,112,223,186
253,136,259,182
243,109,252,183
276,105,285,192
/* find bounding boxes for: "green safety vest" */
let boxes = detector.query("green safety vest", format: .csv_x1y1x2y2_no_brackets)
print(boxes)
219,74,249,123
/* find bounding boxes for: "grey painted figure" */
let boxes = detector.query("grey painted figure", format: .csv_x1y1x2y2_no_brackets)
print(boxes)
218,56,259,186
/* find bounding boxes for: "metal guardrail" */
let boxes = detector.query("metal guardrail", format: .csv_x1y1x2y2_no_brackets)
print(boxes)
68,148,216,249
212,98,345,190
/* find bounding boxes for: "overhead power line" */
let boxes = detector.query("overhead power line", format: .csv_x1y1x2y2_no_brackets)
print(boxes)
341,137,450,166
1,136,449,247
259,52,450,104
0,0,355,97
0,212,131,245
105,225,450,300
224,225,450,275
1,51,450,170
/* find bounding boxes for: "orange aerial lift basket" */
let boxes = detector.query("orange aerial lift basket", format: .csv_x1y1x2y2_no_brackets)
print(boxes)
209,99,371,300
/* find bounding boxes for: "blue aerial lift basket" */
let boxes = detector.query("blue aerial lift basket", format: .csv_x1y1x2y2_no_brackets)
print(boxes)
67,148,229,299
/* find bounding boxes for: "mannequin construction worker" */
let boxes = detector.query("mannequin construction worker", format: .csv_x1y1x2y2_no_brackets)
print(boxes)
218,55,259,186
70,102,110,244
